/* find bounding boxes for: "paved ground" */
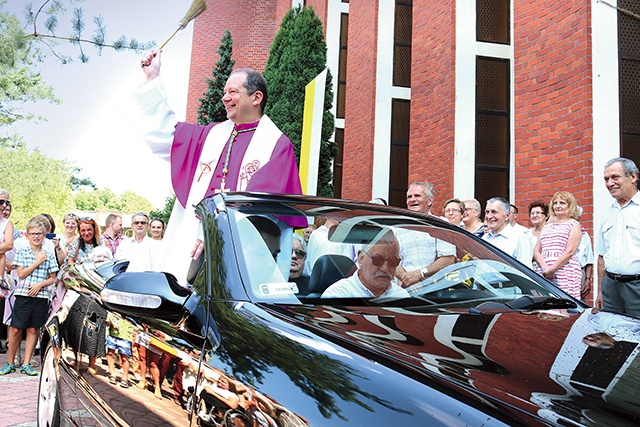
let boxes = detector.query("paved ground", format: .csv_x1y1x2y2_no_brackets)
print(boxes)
0,341,40,427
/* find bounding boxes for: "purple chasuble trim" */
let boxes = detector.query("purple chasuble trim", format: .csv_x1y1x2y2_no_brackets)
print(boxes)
170,119,306,228
172,121,218,207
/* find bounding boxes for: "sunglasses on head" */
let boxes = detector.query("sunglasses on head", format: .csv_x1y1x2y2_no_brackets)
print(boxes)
0,200,10,206
363,250,401,268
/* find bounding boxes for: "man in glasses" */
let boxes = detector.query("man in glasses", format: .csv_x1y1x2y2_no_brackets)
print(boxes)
115,213,160,272
322,230,408,299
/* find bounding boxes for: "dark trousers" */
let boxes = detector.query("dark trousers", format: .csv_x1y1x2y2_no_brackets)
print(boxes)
602,274,640,317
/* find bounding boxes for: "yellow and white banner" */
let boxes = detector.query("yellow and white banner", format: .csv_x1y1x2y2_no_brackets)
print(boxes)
299,68,327,195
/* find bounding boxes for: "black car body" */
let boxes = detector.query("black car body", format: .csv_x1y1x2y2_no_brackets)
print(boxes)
37,193,640,426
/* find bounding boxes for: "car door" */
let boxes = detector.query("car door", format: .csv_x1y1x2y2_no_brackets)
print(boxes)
51,261,206,427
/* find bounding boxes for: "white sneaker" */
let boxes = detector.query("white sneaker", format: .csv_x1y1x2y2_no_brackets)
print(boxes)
30,357,40,367
14,354,21,366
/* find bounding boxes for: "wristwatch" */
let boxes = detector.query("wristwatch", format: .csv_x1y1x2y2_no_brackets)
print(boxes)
420,266,429,278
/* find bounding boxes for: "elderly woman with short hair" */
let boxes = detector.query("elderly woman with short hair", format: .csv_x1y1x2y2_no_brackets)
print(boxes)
443,198,465,227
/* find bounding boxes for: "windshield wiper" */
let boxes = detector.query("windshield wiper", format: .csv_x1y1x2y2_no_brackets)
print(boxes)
469,295,578,314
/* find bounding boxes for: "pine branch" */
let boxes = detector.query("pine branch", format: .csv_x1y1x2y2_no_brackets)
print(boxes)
28,32,153,54
21,2,154,63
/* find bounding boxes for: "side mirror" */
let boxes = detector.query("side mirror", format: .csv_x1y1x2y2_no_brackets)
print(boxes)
100,272,191,321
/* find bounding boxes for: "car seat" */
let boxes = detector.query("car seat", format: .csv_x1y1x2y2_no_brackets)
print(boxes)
305,254,357,298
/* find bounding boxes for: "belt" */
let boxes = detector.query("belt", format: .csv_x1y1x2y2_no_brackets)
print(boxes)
606,271,640,282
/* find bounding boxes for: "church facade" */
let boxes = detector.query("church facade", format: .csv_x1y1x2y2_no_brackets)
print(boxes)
186,0,640,236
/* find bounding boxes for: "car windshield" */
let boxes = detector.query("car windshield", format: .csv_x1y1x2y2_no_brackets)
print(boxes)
223,196,576,309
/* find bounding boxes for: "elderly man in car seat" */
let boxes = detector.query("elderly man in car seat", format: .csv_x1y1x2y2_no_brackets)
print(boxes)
322,229,409,299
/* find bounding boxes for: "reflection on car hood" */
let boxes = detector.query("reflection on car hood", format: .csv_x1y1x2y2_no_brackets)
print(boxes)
282,304,640,426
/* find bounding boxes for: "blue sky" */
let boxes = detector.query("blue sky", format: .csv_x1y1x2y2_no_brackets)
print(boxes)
5,0,195,207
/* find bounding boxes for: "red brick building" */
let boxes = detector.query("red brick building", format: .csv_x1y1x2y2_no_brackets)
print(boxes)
186,0,640,237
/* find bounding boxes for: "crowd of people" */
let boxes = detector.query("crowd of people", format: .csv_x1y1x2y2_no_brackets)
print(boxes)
291,157,639,320
0,203,166,376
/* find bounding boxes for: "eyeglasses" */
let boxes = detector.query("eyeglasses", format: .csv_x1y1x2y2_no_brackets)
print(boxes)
292,249,306,258
78,217,94,223
363,250,401,268
0,200,10,206
28,232,45,237
529,211,545,217
64,221,78,226
444,209,463,214
133,221,149,225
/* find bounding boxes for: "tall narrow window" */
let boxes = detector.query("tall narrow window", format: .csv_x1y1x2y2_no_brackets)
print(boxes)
333,129,344,198
389,99,410,207
336,13,348,119
333,12,349,198
476,0,510,44
619,0,640,165
475,56,510,205
394,0,412,87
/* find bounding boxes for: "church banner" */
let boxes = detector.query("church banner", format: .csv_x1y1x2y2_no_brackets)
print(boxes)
300,68,327,196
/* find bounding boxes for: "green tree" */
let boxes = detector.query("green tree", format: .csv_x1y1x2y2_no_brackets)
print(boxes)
69,167,97,191
197,29,235,125
0,3,60,128
0,138,75,228
120,190,154,214
263,6,336,197
149,193,176,226
73,188,153,213
73,189,101,212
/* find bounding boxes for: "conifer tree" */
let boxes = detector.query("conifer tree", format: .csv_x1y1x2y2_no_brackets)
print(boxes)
198,29,235,125
263,6,336,197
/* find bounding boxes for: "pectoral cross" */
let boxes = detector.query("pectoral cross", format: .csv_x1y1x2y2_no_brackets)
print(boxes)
214,176,230,193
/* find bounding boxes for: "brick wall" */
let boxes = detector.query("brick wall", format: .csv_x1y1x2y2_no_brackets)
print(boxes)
340,2,379,200
186,1,280,122
409,0,457,206
513,0,593,231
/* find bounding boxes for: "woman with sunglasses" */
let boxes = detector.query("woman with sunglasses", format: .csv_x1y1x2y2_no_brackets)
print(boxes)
0,190,15,292
67,218,101,264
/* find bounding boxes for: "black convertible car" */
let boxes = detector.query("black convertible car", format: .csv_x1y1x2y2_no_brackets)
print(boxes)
37,193,640,426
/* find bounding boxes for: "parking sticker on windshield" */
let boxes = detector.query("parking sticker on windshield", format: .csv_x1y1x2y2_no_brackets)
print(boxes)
260,282,299,296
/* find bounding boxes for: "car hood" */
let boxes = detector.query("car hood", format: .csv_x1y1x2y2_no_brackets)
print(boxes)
279,304,640,426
